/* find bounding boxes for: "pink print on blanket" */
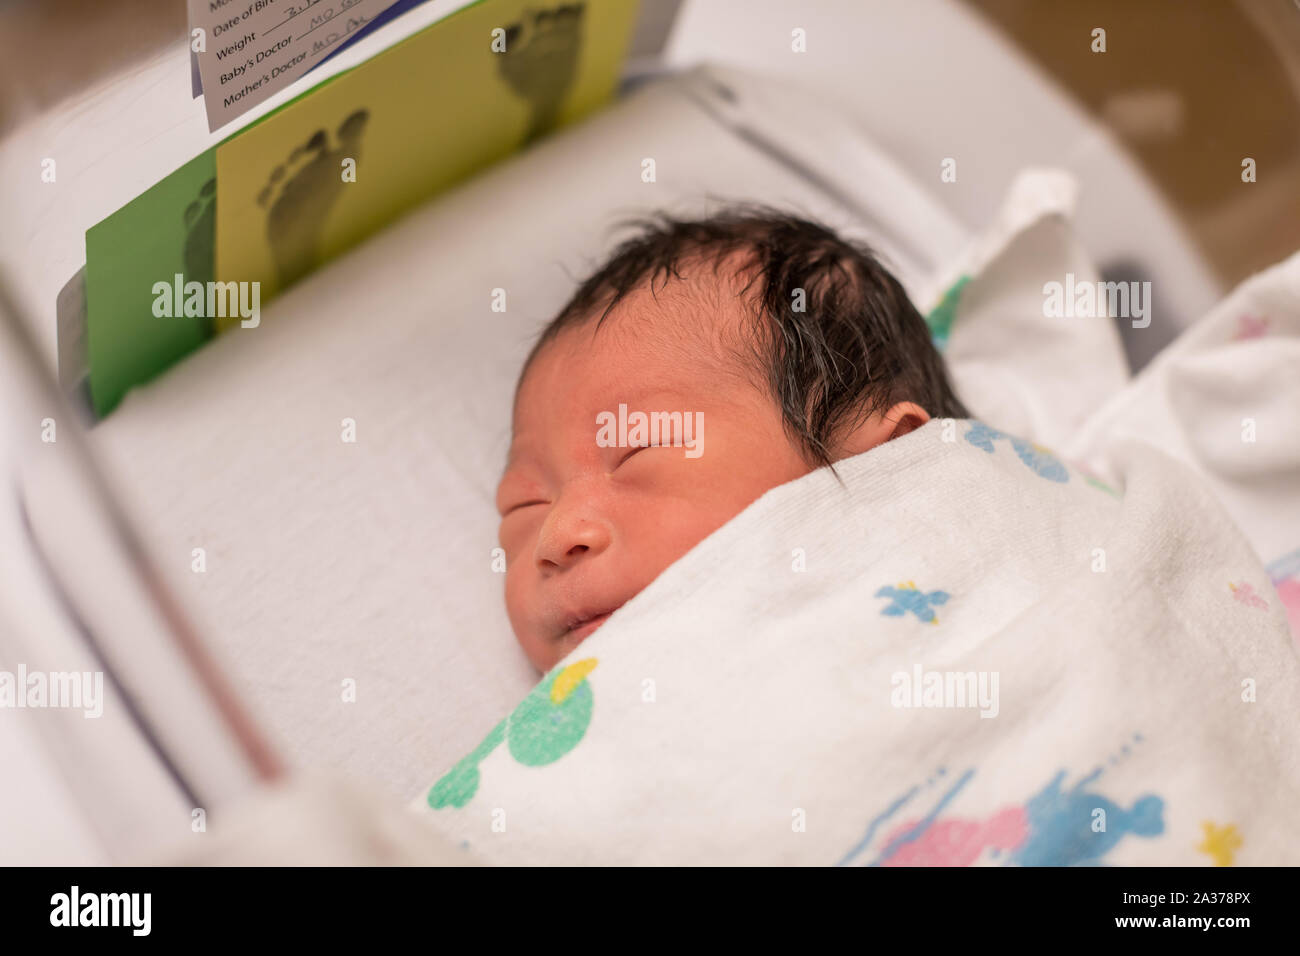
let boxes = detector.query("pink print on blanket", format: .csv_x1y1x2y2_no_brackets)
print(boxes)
1266,548,1300,646
881,806,1027,867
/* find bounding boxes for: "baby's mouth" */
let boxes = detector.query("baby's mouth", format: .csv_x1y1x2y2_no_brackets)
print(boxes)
561,608,618,643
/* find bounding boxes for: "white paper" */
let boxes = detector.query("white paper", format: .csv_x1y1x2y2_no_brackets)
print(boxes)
190,0,401,132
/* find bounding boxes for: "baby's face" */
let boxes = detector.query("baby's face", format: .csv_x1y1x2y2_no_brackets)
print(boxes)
497,285,812,671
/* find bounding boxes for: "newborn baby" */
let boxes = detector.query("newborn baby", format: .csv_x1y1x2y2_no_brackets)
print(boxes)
497,206,968,671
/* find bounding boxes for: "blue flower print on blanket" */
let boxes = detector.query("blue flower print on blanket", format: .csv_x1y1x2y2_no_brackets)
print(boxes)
964,421,1068,483
875,581,950,624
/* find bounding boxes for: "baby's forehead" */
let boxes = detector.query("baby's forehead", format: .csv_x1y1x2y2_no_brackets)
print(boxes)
530,255,760,382
515,323,726,420
509,268,764,448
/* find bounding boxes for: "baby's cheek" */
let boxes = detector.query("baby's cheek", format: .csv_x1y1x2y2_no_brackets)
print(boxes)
637,463,794,568
622,498,731,578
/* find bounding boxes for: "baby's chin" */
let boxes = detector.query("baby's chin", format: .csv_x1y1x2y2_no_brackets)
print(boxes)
517,610,616,671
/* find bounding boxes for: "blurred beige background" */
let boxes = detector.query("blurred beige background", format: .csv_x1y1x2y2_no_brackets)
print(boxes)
972,0,1300,290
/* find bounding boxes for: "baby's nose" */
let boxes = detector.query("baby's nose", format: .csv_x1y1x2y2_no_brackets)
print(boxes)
535,510,610,572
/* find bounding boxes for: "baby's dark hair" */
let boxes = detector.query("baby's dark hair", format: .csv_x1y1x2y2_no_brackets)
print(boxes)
523,203,968,467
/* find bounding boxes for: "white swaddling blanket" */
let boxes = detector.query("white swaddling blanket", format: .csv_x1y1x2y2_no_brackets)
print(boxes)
413,418,1300,866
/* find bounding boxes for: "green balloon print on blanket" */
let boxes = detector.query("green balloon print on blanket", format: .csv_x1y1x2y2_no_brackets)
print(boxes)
427,658,598,809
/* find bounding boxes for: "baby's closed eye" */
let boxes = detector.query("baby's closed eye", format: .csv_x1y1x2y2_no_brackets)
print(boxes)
615,444,654,467
495,470,550,518
614,440,686,472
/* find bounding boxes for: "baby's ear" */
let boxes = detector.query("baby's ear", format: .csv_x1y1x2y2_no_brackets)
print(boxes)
885,402,930,440
832,402,930,460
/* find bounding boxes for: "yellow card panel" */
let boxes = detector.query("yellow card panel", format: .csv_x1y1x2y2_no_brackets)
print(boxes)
215,0,639,328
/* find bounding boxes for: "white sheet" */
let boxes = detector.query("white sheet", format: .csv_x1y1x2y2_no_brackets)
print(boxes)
1067,250,1300,641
